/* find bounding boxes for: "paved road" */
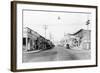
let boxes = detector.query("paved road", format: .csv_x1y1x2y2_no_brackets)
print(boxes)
22,46,91,63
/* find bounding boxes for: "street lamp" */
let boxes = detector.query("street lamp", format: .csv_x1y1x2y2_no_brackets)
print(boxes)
58,16,61,20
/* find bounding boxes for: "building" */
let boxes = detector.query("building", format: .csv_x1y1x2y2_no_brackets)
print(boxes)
23,27,55,52
64,29,91,50
23,27,40,51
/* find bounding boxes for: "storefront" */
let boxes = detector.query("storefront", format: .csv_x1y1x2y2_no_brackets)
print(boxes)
64,29,91,50
23,27,40,51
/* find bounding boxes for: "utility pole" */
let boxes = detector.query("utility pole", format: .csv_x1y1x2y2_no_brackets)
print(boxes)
43,24,48,38
86,18,90,50
49,33,52,40
49,33,54,42
86,20,90,30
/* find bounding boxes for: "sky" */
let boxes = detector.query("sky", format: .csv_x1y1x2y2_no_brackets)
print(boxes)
23,10,91,42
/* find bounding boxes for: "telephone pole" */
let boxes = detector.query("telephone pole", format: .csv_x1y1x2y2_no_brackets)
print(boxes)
86,20,90,30
86,14,90,50
43,24,48,38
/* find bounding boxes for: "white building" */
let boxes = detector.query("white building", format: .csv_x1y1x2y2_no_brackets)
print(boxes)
63,29,91,50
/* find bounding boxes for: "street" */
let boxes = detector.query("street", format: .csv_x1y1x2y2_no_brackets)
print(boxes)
22,46,91,63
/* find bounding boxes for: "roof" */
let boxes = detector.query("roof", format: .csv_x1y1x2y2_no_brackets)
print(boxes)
69,29,91,35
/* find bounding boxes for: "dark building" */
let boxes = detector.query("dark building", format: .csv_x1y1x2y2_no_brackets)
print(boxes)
23,27,55,52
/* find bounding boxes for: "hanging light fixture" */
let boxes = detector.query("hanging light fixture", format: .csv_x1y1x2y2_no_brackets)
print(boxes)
58,16,61,20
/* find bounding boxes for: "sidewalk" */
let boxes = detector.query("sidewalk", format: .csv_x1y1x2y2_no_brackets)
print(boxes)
24,49,42,53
